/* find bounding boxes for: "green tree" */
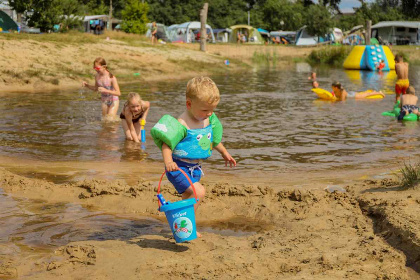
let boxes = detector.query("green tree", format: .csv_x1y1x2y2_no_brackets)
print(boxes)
8,0,30,22
207,0,248,28
304,4,333,37
147,0,204,26
257,0,304,31
121,0,149,34
57,0,84,31
402,0,420,19
27,0,62,31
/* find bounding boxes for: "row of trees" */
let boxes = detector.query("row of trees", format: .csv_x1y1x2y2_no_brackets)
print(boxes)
4,0,420,36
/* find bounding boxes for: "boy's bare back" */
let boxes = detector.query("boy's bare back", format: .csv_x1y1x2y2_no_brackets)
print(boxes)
401,94,418,106
395,61,408,80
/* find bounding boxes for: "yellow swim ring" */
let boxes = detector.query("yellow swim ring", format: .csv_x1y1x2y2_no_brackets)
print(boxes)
311,88,337,101
356,90,385,99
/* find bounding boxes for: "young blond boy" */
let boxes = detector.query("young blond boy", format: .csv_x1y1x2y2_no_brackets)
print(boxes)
398,86,419,120
152,77,236,237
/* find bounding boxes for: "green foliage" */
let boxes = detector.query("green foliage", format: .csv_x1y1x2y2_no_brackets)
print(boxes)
252,50,278,65
256,0,304,31
6,0,420,34
307,46,351,66
147,0,204,26
57,0,84,32
121,0,149,34
7,0,29,14
397,161,420,189
28,0,62,32
207,0,248,28
304,5,333,38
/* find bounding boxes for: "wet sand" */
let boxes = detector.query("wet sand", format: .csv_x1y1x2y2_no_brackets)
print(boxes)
1,165,419,279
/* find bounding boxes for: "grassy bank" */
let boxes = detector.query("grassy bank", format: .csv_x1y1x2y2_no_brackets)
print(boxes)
0,31,254,92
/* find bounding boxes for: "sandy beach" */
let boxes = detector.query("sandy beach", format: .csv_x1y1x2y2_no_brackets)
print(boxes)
1,32,420,279
0,164,419,279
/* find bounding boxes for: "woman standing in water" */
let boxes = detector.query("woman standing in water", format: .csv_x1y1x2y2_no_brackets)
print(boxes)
82,57,121,118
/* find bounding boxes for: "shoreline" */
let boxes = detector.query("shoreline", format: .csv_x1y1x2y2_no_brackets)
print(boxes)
0,165,419,279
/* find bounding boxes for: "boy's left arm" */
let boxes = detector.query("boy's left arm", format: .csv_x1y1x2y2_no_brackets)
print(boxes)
214,143,236,168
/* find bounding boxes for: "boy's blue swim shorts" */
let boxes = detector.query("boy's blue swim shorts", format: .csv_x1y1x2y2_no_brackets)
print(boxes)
166,159,203,194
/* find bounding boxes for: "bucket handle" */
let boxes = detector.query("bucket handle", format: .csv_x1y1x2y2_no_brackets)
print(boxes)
157,169,198,210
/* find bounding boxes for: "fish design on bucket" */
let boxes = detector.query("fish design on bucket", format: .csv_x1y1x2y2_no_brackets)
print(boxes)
174,219,191,234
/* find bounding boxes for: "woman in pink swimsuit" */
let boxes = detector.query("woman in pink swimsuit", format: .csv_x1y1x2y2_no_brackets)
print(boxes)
82,57,121,117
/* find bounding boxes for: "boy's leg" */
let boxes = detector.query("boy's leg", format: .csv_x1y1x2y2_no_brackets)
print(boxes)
182,182,205,211
398,110,408,121
182,182,205,237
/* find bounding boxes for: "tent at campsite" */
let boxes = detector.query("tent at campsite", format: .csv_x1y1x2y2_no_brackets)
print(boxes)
257,28,271,43
229,25,264,44
213,28,231,43
167,22,215,43
295,26,318,46
0,10,18,32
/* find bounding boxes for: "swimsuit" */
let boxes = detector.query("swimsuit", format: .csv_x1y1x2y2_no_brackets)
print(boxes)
97,77,118,106
395,79,409,95
120,103,144,123
166,125,213,194
401,104,419,113
398,104,419,120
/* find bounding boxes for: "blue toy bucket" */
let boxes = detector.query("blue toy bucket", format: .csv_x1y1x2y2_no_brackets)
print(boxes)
157,170,198,243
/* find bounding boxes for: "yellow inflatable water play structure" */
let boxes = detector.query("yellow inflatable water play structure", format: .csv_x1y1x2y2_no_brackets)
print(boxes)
343,45,395,71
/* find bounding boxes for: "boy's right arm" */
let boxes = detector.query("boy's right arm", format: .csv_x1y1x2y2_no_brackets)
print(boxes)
162,143,178,171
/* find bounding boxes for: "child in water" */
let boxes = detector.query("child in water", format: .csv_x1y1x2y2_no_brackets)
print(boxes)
331,81,347,101
394,54,409,102
398,86,420,120
82,57,121,117
308,72,319,88
154,77,236,237
332,81,384,101
120,92,150,143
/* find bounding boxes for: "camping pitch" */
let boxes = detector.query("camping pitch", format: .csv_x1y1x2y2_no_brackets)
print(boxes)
0,10,18,32
229,25,264,44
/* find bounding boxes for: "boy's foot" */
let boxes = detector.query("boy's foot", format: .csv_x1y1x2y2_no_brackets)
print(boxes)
197,231,202,238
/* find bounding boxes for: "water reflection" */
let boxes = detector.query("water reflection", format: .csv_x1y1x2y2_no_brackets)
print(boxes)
0,66,419,173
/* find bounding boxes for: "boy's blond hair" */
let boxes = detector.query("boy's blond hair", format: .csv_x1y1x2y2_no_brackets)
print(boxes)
407,86,415,95
186,77,220,104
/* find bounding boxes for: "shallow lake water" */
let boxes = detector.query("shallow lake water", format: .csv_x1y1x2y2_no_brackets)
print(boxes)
1,63,419,176
1,64,420,277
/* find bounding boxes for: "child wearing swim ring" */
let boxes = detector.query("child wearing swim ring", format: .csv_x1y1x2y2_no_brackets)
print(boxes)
120,92,150,143
82,57,121,117
152,77,236,238
398,86,419,121
332,81,384,100
332,81,347,101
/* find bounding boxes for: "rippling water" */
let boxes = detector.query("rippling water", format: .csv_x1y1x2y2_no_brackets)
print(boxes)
1,64,420,173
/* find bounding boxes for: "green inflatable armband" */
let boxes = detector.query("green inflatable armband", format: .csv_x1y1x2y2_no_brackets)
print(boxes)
151,115,187,150
209,113,223,147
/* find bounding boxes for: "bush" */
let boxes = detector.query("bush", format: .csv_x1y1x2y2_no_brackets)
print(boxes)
307,46,351,66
